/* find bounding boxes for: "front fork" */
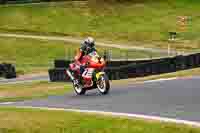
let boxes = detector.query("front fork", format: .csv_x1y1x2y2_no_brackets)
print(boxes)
66,69,75,81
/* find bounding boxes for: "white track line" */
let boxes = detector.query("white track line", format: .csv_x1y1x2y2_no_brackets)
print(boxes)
0,102,16,105
143,77,178,83
14,106,200,127
0,79,48,85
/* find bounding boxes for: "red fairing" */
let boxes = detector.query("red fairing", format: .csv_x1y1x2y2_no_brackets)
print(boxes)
80,55,105,69
88,60,105,69
74,49,106,69
71,52,106,69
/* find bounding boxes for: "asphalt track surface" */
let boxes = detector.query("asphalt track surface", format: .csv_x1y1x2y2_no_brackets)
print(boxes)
1,76,200,123
0,74,49,84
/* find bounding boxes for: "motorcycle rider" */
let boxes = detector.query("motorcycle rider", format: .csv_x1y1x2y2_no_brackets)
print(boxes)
67,37,97,86
75,37,96,65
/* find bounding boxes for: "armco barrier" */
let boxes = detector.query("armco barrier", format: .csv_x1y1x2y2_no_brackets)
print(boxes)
48,52,200,82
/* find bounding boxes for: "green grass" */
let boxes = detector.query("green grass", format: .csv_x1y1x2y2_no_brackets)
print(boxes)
0,107,199,133
0,81,71,102
0,37,163,74
0,0,200,51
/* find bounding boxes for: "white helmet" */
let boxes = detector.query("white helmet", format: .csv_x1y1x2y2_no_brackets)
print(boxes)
84,37,95,48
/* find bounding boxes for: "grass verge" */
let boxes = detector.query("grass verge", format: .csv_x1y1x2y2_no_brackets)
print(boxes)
0,107,199,133
0,81,71,102
1,1,200,51
0,36,163,74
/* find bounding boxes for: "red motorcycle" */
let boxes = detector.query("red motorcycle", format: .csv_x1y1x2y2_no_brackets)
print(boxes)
66,51,110,95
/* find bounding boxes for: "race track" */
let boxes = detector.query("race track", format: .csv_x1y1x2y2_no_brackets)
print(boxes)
1,76,200,123
0,74,48,84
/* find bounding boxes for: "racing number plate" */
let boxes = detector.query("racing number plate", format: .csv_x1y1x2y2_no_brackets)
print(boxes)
82,68,94,78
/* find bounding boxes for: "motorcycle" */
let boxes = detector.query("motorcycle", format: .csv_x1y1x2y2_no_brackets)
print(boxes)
66,51,110,95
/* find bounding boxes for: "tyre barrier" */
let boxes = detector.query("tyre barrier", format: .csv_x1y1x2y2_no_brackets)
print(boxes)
0,63,17,79
48,52,200,81
106,59,156,68
49,59,72,82
108,53,200,80
54,59,72,68
48,68,70,82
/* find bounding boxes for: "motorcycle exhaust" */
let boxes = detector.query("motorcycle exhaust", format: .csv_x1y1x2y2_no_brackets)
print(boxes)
66,69,75,81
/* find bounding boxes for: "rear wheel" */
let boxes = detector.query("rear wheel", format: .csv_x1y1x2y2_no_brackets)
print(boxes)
97,74,110,95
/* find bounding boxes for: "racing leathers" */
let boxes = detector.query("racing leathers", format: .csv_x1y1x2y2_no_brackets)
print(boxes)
69,42,97,86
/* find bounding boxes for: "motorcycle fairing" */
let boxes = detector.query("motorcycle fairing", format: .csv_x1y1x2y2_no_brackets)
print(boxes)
96,72,105,80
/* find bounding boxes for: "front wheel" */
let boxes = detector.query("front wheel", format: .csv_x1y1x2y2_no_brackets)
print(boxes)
73,82,86,95
97,74,110,95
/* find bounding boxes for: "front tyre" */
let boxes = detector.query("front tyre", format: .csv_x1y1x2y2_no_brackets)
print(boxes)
73,83,86,95
97,74,110,95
